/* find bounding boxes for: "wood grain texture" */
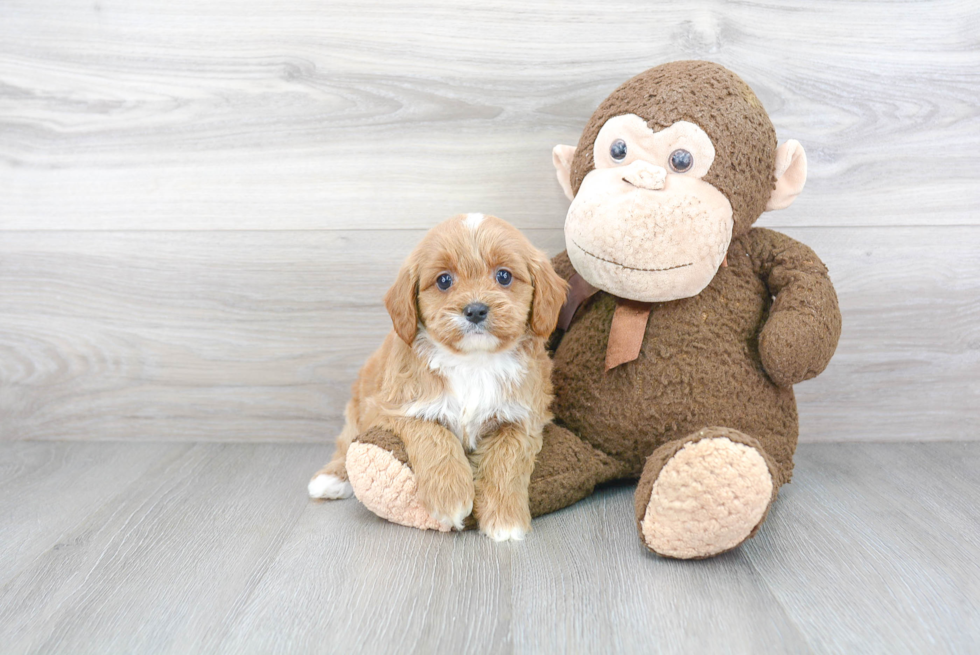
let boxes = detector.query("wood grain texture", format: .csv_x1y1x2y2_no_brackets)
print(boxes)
748,442,980,653
510,487,810,654
2,227,977,442
0,441,190,584
0,441,977,653
1,0,978,230
0,442,328,653
0,1,977,444
219,495,513,654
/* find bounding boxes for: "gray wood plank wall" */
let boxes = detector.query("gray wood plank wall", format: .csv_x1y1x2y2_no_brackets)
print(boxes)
2,0,978,442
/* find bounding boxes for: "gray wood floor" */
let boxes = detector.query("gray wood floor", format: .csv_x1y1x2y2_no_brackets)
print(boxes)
1,441,977,654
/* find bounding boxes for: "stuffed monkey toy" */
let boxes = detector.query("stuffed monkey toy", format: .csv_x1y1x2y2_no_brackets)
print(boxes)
345,60,841,559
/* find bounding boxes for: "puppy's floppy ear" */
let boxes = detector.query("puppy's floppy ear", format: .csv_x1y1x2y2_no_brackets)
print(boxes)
528,250,569,338
384,258,419,345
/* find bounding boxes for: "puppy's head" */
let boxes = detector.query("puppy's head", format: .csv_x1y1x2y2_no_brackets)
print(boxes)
385,213,568,353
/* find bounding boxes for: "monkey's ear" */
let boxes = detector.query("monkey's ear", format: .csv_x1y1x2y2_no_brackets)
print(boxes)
384,259,419,345
765,140,807,211
553,145,577,201
528,251,570,338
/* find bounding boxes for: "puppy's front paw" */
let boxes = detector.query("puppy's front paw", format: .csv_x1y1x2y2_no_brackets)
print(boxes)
416,460,475,532
478,508,531,542
431,499,474,532
483,522,527,542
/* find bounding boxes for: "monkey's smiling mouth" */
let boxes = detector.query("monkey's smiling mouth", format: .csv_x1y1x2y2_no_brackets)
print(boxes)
571,239,693,272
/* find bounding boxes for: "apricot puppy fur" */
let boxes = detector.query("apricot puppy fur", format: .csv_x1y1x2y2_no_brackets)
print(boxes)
309,213,567,541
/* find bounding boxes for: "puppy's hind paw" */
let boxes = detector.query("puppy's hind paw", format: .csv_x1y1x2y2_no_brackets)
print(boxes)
308,473,353,500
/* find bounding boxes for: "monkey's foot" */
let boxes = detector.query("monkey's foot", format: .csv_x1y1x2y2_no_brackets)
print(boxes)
635,428,775,559
345,429,447,532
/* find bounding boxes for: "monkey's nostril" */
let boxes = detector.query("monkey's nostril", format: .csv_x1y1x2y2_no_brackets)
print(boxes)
463,302,490,324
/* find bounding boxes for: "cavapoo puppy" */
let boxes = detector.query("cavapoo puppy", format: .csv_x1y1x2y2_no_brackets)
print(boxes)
309,213,567,541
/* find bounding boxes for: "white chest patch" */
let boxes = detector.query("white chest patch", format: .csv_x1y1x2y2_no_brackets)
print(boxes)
406,334,530,451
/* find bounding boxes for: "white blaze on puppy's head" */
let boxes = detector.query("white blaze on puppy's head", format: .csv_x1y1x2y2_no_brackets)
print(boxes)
463,212,486,231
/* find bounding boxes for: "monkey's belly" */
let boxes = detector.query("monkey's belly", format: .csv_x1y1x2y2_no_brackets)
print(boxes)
551,286,798,478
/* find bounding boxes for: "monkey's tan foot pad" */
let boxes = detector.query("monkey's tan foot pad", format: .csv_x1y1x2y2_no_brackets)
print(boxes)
639,436,774,559
345,441,448,532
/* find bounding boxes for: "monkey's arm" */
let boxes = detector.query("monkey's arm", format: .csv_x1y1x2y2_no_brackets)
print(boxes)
748,228,842,387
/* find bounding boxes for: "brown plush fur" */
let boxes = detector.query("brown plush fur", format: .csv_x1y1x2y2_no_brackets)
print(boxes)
547,226,841,485
311,214,567,539
533,224,841,550
528,61,842,557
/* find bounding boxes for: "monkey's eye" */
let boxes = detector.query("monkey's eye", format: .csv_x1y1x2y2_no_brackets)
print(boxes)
495,269,513,287
609,139,628,162
436,273,454,291
669,149,694,173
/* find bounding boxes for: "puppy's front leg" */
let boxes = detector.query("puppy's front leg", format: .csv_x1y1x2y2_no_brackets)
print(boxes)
472,423,543,542
382,417,474,531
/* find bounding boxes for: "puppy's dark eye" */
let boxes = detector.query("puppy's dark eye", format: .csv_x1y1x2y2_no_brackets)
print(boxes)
495,269,512,286
610,139,628,162
436,273,453,291
669,149,693,173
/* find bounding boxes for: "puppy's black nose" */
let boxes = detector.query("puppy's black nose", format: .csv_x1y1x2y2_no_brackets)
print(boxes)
463,302,489,324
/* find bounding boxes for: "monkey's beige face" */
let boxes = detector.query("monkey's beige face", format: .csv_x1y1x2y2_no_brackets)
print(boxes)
564,114,734,302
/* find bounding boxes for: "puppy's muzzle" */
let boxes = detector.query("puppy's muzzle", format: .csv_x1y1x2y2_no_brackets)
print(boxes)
463,302,489,325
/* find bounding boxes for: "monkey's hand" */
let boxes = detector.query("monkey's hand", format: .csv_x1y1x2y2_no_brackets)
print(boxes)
750,229,842,388
760,310,838,387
